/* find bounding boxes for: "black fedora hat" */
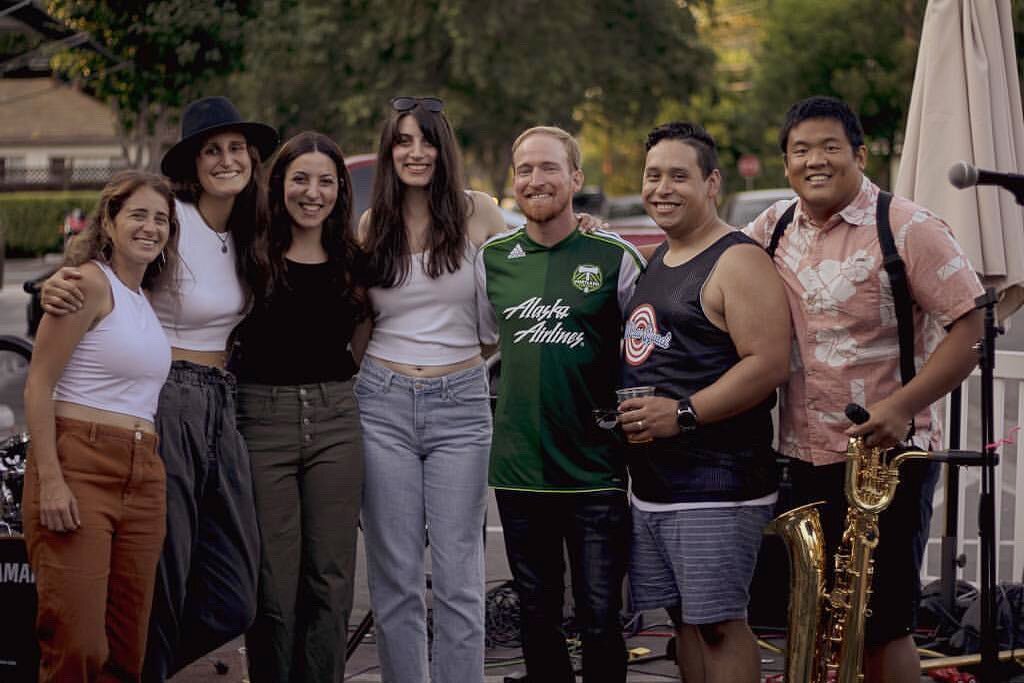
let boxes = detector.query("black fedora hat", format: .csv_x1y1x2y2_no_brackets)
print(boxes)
160,96,279,179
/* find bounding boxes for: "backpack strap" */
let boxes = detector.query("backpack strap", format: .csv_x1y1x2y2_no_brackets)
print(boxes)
766,202,797,258
875,190,916,389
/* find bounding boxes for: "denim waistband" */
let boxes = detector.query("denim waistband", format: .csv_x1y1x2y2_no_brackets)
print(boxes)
168,359,237,388
359,355,486,394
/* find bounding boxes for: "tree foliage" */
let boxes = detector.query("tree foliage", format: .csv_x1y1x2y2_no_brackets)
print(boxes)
232,0,713,197
47,0,256,170
746,0,925,187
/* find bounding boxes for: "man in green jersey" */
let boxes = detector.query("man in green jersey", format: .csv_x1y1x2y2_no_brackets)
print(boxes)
476,126,645,682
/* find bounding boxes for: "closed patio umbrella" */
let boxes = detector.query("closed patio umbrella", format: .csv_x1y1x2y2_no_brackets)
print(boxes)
894,3,1023,678
895,0,1024,320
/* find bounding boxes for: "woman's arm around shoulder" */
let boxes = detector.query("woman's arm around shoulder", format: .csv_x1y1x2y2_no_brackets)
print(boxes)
24,263,112,532
40,265,89,315
466,190,507,247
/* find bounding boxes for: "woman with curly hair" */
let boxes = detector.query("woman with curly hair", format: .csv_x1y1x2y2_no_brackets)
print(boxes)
40,96,278,681
23,171,179,681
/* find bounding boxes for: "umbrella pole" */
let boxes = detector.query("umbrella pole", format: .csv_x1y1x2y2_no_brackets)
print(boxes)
976,288,1000,683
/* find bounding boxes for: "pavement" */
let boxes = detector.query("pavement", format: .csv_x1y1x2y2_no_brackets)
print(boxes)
1,257,1017,682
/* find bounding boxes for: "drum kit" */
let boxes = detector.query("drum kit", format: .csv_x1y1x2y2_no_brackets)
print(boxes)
0,432,39,683
0,432,29,536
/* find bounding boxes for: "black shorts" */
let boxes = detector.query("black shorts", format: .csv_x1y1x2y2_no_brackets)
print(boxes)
786,456,940,645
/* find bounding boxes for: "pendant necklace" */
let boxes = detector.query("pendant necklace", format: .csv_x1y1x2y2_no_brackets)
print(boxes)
198,204,230,253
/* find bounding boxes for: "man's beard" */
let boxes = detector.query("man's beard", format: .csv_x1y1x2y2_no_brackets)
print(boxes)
518,194,569,224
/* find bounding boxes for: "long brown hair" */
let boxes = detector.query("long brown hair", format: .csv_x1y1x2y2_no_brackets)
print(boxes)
363,105,468,288
171,131,269,296
258,131,366,316
65,171,181,292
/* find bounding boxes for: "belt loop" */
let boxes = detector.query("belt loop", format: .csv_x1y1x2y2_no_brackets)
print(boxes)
441,374,450,400
89,422,98,443
318,382,329,404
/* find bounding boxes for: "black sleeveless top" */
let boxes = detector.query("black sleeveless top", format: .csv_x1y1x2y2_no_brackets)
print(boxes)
233,259,361,385
621,232,777,503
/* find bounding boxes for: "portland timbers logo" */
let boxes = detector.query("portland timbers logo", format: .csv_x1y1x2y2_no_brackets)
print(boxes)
572,264,602,294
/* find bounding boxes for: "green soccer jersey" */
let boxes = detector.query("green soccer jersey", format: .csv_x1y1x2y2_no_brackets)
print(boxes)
476,227,646,492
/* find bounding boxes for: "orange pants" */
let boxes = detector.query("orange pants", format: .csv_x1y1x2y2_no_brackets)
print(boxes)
22,416,166,683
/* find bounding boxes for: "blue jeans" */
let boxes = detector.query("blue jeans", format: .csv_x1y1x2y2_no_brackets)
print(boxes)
356,357,492,683
495,489,630,683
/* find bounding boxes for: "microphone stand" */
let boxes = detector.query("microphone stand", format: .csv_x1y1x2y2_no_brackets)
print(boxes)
925,289,1000,680
976,288,1000,683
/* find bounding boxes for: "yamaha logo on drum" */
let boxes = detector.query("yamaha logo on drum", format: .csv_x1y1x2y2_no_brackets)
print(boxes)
0,561,33,584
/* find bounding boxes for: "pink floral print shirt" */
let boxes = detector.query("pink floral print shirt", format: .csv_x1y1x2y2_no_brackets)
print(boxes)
744,176,984,465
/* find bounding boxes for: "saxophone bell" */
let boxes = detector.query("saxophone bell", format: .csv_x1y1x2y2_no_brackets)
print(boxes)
769,403,931,682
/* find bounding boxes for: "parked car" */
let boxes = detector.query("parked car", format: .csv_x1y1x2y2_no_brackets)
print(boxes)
346,153,376,232
720,188,795,228
572,186,606,216
602,194,663,248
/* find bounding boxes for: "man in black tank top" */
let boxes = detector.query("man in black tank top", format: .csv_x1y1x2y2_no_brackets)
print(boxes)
618,123,792,683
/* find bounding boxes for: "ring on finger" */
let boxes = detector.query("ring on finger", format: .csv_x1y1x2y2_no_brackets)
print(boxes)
638,419,644,429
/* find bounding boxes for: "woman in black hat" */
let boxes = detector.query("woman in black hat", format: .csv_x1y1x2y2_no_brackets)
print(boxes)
41,96,279,682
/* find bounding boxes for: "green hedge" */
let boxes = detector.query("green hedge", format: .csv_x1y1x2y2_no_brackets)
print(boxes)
0,190,100,256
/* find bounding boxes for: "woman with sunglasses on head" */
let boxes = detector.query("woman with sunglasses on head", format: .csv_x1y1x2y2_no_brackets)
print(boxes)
355,95,507,683
232,131,368,683
39,96,278,682
23,171,178,682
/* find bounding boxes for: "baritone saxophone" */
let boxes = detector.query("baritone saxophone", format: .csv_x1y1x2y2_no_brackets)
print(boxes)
767,404,930,683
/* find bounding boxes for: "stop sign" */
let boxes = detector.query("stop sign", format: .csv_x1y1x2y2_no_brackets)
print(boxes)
738,154,761,179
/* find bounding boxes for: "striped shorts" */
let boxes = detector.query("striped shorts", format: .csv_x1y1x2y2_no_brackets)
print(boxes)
629,504,773,624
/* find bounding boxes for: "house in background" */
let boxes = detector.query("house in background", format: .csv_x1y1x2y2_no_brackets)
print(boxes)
0,77,131,191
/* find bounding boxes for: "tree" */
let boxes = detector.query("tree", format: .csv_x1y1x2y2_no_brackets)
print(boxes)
47,0,256,171
745,0,925,188
231,0,714,198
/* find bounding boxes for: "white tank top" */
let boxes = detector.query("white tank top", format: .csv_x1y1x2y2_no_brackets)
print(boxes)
366,246,481,365
149,199,247,351
54,261,172,422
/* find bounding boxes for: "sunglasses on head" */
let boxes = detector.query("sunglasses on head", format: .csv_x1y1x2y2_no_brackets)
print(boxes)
390,96,444,113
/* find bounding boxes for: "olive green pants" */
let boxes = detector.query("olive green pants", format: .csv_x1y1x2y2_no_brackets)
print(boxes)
237,379,363,683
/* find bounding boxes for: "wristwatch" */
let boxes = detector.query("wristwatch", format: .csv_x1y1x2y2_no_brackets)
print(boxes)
676,397,699,432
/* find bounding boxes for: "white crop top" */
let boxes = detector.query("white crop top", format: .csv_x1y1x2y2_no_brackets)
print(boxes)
366,246,482,365
54,262,172,422
149,200,247,351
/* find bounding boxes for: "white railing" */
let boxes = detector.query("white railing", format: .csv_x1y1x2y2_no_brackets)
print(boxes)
922,350,1024,586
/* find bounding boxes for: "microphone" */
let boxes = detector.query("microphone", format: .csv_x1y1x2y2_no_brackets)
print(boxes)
845,403,870,425
949,161,1024,204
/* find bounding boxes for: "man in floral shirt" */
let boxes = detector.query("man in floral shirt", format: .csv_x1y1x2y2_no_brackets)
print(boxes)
745,96,984,683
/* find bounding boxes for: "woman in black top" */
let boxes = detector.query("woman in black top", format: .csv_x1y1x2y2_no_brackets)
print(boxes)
233,131,368,683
